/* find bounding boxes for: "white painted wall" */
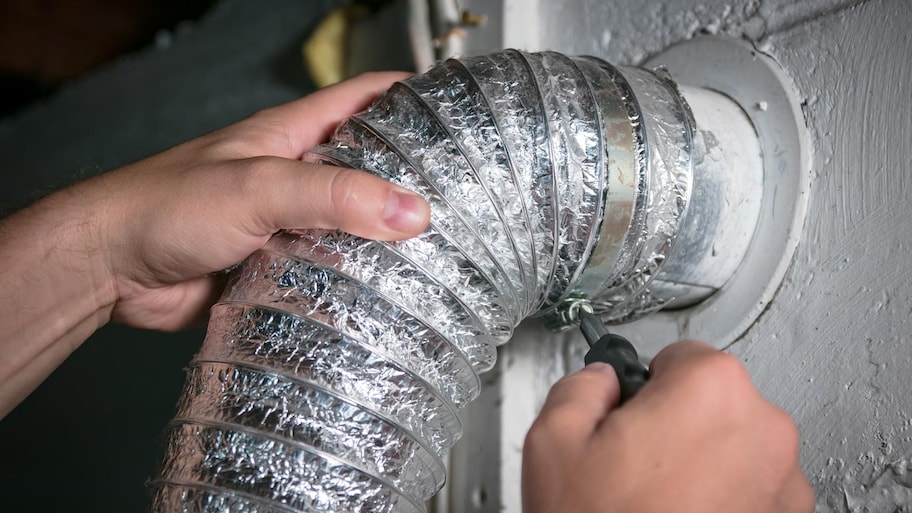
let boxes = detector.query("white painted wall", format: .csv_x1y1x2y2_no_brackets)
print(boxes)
450,1,912,511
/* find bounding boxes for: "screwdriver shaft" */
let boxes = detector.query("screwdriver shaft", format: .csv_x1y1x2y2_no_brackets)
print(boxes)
579,310,609,346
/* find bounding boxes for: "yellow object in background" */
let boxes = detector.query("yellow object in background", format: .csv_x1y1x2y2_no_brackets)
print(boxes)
303,5,369,88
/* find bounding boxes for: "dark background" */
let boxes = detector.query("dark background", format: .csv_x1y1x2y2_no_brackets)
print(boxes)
0,1,344,510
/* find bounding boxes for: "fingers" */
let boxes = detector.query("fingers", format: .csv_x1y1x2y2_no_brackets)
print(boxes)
525,337,814,513
648,339,719,377
236,158,430,240
522,364,621,512
534,363,621,441
640,339,756,418
253,71,412,158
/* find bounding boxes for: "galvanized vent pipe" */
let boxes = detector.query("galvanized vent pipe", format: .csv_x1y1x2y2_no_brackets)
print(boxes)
151,49,762,512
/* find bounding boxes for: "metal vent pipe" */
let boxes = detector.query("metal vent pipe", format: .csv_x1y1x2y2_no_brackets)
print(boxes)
151,49,762,512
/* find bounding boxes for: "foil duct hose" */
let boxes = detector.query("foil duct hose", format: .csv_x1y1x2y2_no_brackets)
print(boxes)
150,49,694,512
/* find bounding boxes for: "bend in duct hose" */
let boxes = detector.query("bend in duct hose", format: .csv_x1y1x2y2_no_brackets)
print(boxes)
150,49,693,512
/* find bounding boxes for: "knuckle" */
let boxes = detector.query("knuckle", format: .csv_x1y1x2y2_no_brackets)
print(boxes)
545,371,611,403
668,351,764,423
195,131,241,160
327,170,357,211
769,408,802,462
687,351,753,400
205,111,290,158
227,157,281,216
234,157,274,190
328,168,371,213
244,114,292,154
571,366,615,387
198,122,271,160
703,351,751,383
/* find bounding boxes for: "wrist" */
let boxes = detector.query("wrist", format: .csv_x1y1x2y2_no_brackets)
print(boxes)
43,180,121,315
0,179,120,351
0,179,121,415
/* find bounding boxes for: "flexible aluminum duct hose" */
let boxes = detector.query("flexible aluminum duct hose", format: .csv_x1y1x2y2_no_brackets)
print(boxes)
150,49,694,512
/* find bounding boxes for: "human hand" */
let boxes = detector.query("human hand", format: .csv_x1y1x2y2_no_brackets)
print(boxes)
91,72,429,331
0,72,428,416
522,340,814,513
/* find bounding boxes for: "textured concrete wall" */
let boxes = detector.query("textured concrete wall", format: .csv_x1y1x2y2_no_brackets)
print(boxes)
508,0,912,511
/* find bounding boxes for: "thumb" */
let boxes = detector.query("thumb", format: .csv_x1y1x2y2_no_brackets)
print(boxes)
241,157,431,240
534,363,622,442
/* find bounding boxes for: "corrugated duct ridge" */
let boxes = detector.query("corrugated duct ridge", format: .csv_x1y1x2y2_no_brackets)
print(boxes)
150,49,693,512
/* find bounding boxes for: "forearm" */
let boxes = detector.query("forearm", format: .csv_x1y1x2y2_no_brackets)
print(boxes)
0,72,426,419
0,182,117,417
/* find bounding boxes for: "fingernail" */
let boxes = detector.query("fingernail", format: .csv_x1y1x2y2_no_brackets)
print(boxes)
583,362,616,375
384,188,429,233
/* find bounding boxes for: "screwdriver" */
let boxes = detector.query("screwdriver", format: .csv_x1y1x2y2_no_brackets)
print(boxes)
578,308,650,404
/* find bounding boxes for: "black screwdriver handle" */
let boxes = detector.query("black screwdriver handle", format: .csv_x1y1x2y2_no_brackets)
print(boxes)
584,334,650,403
579,310,650,404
